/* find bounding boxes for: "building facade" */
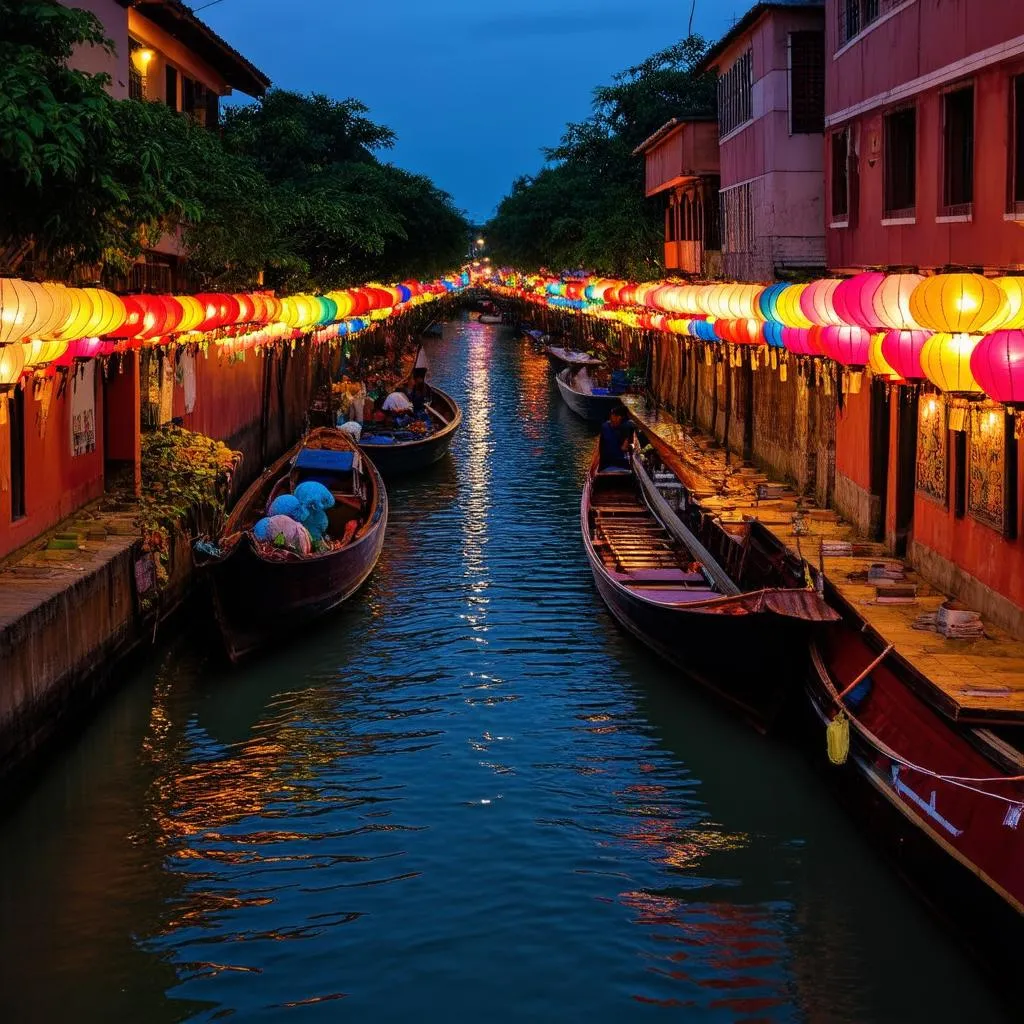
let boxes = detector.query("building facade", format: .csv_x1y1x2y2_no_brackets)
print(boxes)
825,0,1024,273
701,1,827,282
825,0,1024,636
634,118,722,276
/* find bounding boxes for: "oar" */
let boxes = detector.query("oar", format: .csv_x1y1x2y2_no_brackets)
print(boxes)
835,644,895,704
425,402,450,427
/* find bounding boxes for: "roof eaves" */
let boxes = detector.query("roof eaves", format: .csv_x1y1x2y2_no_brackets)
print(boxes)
698,0,824,73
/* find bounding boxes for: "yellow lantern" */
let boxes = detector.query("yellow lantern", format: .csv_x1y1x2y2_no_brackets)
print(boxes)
981,277,1024,331
0,278,53,344
774,284,814,328
175,296,206,334
35,283,73,340
0,341,26,385
54,288,94,340
79,288,127,338
867,331,901,381
920,332,983,393
909,273,1005,334
22,338,69,368
327,290,354,319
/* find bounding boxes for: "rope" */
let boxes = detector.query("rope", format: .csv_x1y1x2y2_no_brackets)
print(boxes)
814,644,1024,803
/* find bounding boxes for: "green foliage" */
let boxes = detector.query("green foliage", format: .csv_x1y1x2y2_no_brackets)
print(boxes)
139,425,241,586
1,3,467,286
486,36,715,280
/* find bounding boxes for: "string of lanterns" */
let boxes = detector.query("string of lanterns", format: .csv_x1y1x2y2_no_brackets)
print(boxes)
487,270,1024,407
0,275,469,389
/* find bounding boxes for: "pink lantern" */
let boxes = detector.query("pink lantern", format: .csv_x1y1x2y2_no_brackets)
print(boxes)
820,324,872,366
833,272,886,330
970,330,1024,403
782,327,815,356
880,330,930,380
70,337,105,359
799,279,846,327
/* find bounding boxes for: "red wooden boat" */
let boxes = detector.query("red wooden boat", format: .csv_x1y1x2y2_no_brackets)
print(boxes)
807,588,1024,977
196,428,387,662
581,442,837,730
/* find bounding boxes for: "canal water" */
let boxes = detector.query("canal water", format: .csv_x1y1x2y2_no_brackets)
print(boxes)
0,320,1009,1022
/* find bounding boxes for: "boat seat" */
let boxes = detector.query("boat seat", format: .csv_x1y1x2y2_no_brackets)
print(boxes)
625,568,704,584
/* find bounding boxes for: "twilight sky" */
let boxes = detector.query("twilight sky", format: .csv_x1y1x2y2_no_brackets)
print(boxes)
200,0,753,223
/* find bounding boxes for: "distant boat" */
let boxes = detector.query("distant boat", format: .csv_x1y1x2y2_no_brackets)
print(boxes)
196,428,387,662
543,345,601,369
555,366,621,423
582,439,836,730
478,313,503,324
359,385,462,475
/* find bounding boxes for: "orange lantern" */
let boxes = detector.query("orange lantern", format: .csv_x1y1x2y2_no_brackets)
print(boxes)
909,273,1005,334
920,332,983,393
982,277,1024,331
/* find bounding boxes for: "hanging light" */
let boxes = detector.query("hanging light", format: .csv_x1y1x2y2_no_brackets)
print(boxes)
22,337,69,369
774,285,814,328
869,272,925,330
880,329,930,380
820,324,872,366
833,272,886,330
920,332,983,393
868,332,903,381
175,295,206,334
969,330,1024,403
757,282,789,324
0,341,26,385
909,273,1005,334
77,288,126,338
35,283,74,340
799,279,846,327
981,277,1024,331
0,279,52,344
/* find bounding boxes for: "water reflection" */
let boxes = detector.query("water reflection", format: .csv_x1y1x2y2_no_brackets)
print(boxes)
0,320,1010,1023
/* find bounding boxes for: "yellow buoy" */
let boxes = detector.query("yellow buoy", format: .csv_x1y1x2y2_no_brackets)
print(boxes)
827,713,850,766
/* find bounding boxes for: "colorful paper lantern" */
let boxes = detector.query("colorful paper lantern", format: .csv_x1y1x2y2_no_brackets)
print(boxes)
833,272,886,330
78,288,126,339
0,341,27,385
920,332,983,393
174,296,206,333
909,274,1005,334
775,285,814,328
868,332,902,381
970,330,1024,403
820,324,872,366
982,277,1024,331
870,272,924,330
781,327,814,355
0,279,52,344
758,282,789,323
880,330,930,380
22,338,69,368
800,279,846,327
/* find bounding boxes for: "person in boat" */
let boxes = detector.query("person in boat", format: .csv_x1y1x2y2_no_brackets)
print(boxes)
599,403,635,471
405,367,433,415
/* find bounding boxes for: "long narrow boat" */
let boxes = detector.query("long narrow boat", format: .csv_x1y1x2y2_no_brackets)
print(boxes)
196,428,387,662
556,366,623,423
581,443,837,730
806,588,1024,977
543,345,602,369
358,386,462,475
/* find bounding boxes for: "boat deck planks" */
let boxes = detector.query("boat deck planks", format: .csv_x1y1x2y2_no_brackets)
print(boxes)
625,397,1024,724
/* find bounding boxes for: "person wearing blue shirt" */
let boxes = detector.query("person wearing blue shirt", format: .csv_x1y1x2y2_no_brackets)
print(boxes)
598,403,634,471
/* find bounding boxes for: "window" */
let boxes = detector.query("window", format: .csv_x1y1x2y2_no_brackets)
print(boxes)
790,32,825,134
165,65,178,110
720,182,754,253
838,0,882,47
884,106,916,217
718,49,752,137
128,40,145,100
831,128,850,221
10,387,25,520
1010,75,1024,212
942,85,974,213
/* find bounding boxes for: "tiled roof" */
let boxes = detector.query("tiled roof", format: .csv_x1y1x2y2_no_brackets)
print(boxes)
135,1,270,97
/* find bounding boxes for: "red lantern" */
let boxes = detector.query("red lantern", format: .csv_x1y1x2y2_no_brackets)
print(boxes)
731,318,765,345
880,330,930,380
970,330,1024,403
233,293,257,324
105,296,147,339
820,324,872,366
833,272,886,330
136,295,184,340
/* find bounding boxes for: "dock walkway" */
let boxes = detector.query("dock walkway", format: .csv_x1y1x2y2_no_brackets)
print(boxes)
625,398,1024,725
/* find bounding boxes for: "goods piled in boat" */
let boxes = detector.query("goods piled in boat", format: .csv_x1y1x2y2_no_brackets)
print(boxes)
251,477,354,557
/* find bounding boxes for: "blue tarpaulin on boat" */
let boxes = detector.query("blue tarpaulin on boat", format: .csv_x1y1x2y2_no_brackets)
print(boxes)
295,449,354,472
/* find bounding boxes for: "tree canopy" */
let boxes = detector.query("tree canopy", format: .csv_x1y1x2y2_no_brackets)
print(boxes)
0,0,468,288
485,37,715,280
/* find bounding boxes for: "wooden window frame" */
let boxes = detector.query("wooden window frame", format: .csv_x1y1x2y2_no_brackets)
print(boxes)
940,83,975,218
883,104,917,220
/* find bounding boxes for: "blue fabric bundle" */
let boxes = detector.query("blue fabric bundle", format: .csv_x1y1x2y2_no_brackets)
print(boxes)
294,481,335,511
268,494,308,523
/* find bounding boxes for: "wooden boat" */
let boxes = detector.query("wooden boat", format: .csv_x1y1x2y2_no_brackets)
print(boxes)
478,313,503,324
358,385,462,475
543,345,602,369
581,442,838,730
805,588,1024,978
555,366,622,423
196,428,387,662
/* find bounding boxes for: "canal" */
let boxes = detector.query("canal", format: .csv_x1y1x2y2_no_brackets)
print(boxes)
0,319,1009,1022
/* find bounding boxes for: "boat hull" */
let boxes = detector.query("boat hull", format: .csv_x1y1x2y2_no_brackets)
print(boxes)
199,429,388,662
556,369,620,423
359,386,462,476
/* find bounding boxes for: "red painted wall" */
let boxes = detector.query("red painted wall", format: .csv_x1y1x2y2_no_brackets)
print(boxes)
834,383,872,490
825,0,1024,270
0,373,105,560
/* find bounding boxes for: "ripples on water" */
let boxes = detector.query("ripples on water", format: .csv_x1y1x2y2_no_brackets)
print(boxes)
0,320,1009,1022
